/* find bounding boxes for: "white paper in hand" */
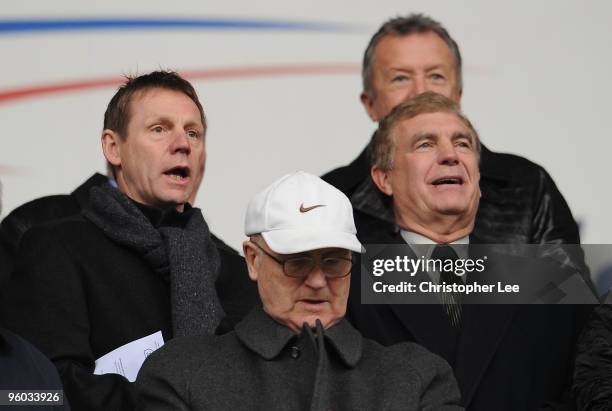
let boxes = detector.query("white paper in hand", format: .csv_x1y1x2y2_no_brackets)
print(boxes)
93,330,164,382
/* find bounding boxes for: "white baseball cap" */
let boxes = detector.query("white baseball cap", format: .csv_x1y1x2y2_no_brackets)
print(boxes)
245,171,363,254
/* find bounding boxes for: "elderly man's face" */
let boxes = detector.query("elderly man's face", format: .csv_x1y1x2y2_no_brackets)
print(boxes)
244,240,351,334
103,88,205,211
361,32,461,122
374,111,480,231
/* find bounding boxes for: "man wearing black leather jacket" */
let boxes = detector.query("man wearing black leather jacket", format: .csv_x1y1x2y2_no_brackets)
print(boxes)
322,14,587,277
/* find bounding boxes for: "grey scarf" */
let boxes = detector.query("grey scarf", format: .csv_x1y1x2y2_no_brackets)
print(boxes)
83,184,224,337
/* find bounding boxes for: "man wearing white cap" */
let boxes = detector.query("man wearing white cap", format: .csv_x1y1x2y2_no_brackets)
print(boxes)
136,171,462,410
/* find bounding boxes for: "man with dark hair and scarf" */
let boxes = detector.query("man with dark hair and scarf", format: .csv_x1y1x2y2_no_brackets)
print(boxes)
0,71,257,411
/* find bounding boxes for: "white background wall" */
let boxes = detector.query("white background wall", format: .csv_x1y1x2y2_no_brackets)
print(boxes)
1,1,610,282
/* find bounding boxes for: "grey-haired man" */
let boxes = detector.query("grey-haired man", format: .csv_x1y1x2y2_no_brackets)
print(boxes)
136,171,462,411
347,92,593,411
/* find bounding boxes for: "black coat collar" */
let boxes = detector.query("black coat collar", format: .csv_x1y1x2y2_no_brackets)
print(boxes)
71,173,109,208
235,306,362,367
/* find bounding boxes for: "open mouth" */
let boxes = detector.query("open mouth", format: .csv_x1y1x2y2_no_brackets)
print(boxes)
432,176,463,186
164,166,190,181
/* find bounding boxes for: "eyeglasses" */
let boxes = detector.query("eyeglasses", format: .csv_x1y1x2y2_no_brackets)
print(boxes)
252,242,353,279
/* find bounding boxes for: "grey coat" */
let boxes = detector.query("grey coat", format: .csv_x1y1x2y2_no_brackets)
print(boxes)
136,306,462,411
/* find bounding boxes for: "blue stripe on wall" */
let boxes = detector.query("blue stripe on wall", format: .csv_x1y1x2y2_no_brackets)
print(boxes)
0,17,361,35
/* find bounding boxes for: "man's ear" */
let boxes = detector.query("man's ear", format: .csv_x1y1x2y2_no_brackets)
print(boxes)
455,87,463,106
243,241,260,282
102,129,122,168
360,90,379,122
371,165,393,196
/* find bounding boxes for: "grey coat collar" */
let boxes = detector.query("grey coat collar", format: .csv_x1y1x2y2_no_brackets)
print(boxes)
235,306,362,367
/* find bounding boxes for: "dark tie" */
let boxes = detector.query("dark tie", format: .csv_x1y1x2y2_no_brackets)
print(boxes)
431,245,462,328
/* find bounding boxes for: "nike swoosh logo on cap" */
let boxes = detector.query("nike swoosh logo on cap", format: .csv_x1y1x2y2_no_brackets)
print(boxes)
299,203,326,213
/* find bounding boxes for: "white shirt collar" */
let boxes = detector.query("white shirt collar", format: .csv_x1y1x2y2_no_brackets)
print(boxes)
400,229,469,259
